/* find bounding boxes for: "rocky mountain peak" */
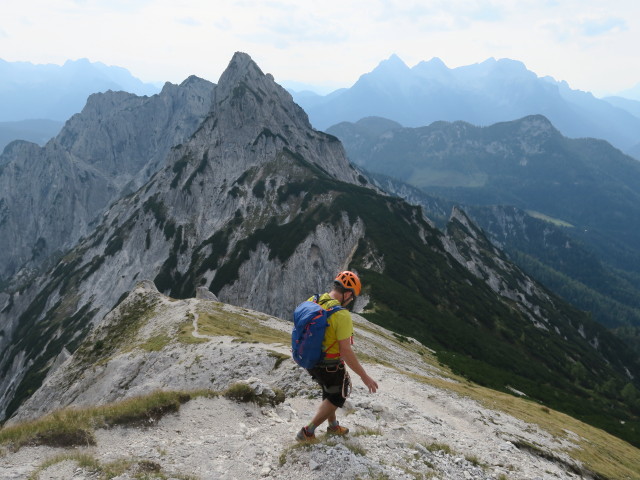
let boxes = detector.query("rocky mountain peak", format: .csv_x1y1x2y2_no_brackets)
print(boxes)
179,51,364,185
214,52,310,130
512,114,560,144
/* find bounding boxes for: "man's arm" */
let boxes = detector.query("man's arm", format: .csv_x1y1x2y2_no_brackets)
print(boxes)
339,337,378,393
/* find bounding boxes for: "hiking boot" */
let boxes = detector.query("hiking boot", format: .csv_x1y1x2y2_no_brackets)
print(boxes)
296,426,316,442
327,423,349,436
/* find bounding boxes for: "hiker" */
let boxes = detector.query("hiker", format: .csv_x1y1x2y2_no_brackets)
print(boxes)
296,271,379,442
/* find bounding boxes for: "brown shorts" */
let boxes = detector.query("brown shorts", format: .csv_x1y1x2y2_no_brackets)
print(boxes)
307,361,351,408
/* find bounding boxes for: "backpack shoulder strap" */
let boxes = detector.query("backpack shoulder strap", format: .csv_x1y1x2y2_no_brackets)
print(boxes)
325,305,343,316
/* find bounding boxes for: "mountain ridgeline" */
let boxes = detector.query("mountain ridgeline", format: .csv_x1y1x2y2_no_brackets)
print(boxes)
292,55,640,156
329,116,640,342
0,53,639,449
0,76,215,285
0,58,161,123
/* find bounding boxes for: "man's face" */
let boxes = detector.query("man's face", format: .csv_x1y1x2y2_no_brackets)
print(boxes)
343,290,355,309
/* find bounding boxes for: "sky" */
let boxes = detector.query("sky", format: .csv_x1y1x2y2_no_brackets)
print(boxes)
1,0,639,97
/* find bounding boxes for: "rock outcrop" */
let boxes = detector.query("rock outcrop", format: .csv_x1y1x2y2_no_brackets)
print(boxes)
0,75,214,283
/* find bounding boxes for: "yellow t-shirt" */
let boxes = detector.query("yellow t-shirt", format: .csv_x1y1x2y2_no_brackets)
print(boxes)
309,293,354,359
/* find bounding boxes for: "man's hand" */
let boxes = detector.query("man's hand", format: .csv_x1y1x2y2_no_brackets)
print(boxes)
339,338,379,394
360,373,379,393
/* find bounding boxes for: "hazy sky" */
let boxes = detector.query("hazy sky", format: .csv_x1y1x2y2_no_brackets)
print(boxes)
2,0,639,96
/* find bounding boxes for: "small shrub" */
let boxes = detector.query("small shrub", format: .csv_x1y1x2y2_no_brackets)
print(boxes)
465,454,485,467
223,382,285,407
344,441,367,456
425,442,453,455
34,426,96,448
224,382,254,403
267,350,289,369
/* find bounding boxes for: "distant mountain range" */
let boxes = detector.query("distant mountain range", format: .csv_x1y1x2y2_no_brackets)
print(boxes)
617,82,640,102
0,119,64,152
291,55,640,157
329,115,640,349
0,58,161,123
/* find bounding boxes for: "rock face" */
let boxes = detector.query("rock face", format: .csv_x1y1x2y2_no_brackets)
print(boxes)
0,75,214,283
444,207,556,328
2,282,636,480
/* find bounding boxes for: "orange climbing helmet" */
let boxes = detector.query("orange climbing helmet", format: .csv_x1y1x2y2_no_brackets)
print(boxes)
334,271,362,296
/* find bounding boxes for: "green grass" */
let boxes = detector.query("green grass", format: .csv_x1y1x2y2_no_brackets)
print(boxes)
195,308,289,345
267,350,290,369
525,210,574,228
465,454,486,468
279,436,366,467
0,390,195,451
0,383,285,450
412,372,640,480
138,334,172,352
73,295,159,368
424,442,453,455
223,382,285,407
177,319,209,345
27,452,198,480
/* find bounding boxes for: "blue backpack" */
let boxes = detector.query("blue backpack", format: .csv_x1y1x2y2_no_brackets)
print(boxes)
291,295,343,369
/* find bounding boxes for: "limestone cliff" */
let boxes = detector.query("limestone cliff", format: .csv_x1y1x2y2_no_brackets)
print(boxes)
0,76,214,282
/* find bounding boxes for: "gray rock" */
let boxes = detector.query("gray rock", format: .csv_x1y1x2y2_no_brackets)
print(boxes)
196,287,219,301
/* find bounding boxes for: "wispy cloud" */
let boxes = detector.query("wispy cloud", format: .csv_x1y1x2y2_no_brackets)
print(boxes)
237,3,349,48
70,0,154,13
375,0,505,28
543,14,627,43
177,17,201,27
580,17,626,36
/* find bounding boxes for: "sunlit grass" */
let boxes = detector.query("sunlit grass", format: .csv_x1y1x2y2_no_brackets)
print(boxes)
27,452,198,480
0,390,196,451
195,307,289,345
0,383,283,454
138,334,172,352
413,373,640,480
525,210,574,228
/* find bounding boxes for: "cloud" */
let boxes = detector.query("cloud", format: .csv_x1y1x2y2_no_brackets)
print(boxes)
580,17,626,36
238,4,350,48
177,17,201,27
543,13,628,44
370,0,506,34
70,0,154,13
469,2,504,22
